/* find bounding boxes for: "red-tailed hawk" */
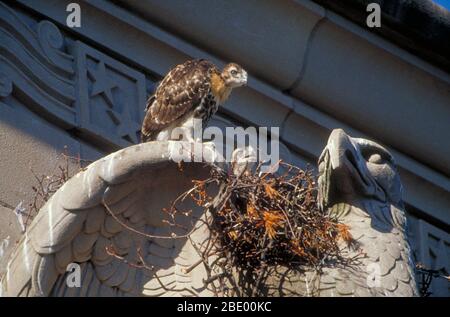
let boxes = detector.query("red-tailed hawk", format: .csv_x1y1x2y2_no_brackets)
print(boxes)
141,59,247,142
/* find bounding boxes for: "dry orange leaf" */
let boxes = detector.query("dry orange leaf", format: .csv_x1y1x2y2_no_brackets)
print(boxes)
290,240,306,257
191,180,207,206
228,230,238,240
260,211,285,239
246,203,259,220
264,183,279,199
337,223,353,243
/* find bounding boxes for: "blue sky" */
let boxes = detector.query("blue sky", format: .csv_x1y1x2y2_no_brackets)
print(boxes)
432,0,450,10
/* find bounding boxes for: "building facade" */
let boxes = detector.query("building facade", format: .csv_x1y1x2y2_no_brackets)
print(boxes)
0,0,449,296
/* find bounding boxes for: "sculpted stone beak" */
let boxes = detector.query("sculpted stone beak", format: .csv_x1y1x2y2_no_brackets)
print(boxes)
327,129,372,188
319,129,386,205
242,71,248,86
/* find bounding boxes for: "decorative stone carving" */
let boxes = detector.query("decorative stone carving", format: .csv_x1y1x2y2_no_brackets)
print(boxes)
243,128,418,296
309,129,418,296
74,41,146,147
0,130,419,296
0,2,153,148
0,73,12,97
0,2,76,125
0,142,221,297
416,220,449,296
36,21,74,76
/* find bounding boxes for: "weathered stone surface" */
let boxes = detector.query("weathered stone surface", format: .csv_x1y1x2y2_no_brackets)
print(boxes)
0,141,220,297
291,19,450,175
118,0,325,89
408,216,450,297
0,131,419,296
0,102,80,210
0,206,23,278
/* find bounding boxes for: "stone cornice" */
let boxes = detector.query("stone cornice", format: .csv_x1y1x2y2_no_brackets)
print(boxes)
311,0,450,73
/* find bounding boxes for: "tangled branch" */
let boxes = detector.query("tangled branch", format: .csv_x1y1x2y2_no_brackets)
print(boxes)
167,161,358,296
26,147,89,229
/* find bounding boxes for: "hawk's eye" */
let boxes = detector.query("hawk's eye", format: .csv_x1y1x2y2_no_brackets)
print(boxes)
231,69,238,76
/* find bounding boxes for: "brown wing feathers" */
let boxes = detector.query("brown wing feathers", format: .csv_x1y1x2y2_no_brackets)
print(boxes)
141,60,215,142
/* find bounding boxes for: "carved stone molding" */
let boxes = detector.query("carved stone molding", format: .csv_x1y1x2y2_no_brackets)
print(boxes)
0,2,76,125
74,41,147,147
0,2,152,148
417,220,450,296
0,73,12,97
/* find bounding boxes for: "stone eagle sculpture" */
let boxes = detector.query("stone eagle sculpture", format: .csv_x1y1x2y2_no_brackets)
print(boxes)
0,130,418,296
264,129,418,296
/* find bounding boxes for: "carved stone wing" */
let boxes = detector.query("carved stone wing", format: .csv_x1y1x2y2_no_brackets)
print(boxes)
1,142,218,297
